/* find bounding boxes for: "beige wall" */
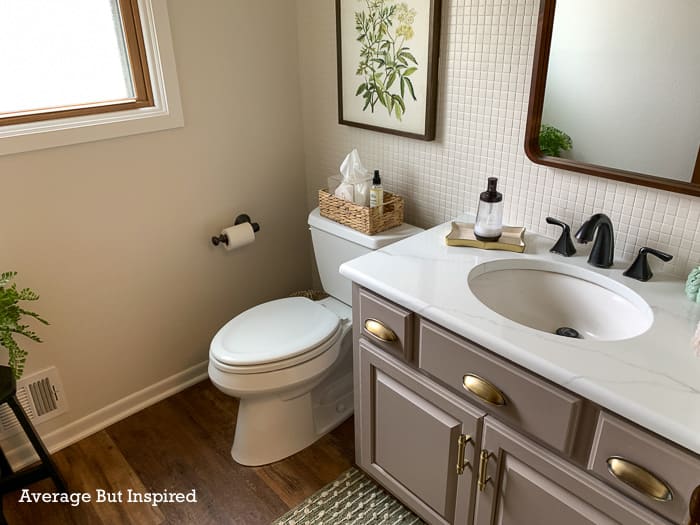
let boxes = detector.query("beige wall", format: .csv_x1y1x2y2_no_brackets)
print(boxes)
297,0,700,277
0,0,311,435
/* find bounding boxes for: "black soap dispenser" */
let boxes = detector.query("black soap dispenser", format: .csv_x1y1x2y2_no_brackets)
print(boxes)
474,177,503,242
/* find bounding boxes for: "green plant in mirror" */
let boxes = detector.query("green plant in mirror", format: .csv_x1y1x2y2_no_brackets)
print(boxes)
0,271,48,378
539,124,572,157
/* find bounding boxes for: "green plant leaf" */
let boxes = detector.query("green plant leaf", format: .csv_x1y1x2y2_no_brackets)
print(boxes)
539,124,573,157
386,71,397,90
0,271,47,378
401,51,418,65
394,101,403,121
404,76,416,100
378,90,388,109
355,84,367,96
18,308,48,325
17,288,38,301
403,67,417,77
0,271,16,286
373,73,385,91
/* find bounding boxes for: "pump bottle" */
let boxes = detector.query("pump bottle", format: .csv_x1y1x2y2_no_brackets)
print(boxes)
370,170,384,208
474,177,503,241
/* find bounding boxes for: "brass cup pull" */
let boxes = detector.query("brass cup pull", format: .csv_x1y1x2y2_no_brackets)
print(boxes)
456,434,472,475
462,374,507,406
364,319,398,343
606,456,673,502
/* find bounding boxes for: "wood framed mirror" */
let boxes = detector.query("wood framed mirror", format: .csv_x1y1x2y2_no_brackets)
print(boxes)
525,0,700,197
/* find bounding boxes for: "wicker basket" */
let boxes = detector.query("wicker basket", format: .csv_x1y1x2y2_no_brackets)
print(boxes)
318,189,404,235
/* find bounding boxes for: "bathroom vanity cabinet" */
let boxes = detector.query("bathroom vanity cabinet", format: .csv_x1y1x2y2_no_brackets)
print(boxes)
352,285,699,525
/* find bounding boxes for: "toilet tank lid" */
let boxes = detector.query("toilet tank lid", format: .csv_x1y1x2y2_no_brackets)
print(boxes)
210,297,340,366
308,207,423,249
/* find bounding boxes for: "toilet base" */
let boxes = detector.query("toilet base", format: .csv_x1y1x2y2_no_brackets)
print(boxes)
209,302,355,466
232,389,350,466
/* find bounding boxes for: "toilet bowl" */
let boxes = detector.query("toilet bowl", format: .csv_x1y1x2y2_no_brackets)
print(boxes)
209,296,352,466
209,208,422,466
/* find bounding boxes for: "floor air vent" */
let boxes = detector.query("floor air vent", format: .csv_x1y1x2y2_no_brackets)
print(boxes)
0,367,67,439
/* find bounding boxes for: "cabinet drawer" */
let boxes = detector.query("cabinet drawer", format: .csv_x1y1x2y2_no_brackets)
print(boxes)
358,288,413,361
589,412,700,523
418,319,583,455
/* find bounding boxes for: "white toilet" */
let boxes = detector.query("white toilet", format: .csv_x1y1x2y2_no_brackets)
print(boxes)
208,207,421,466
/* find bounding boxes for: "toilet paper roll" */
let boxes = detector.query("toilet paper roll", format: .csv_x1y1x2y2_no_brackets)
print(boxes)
221,223,255,251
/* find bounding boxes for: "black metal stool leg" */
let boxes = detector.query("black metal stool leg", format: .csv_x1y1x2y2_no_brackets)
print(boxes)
6,395,66,493
0,495,7,525
0,448,12,479
0,446,13,525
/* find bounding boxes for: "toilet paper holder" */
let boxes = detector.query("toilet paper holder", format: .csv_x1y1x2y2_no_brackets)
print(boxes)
211,214,261,247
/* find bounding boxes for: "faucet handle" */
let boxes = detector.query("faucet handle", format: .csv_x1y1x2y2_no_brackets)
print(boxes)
623,247,673,282
545,217,576,257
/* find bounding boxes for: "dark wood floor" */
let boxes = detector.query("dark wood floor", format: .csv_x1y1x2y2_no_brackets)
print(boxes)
2,380,356,525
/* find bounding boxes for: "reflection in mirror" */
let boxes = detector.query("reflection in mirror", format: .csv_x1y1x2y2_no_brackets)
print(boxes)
526,0,700,195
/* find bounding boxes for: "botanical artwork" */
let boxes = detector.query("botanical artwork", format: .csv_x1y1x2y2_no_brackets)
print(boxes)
337,0,440,140
354,1,418,122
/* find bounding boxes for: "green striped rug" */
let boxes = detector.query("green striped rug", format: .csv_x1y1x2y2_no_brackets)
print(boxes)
272,467,425,525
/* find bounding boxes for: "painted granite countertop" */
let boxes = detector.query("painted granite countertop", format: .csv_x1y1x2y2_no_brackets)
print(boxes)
340,218,700,455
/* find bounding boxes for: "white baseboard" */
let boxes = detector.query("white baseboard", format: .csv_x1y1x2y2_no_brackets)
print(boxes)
4,360,209,470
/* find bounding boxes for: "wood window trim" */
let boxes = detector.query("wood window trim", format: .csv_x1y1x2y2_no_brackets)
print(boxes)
0,0,154,128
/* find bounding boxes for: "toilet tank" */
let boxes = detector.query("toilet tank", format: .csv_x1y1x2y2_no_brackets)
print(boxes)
308,208,423,305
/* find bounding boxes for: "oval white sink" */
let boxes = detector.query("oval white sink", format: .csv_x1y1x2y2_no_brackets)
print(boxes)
468,259,653,341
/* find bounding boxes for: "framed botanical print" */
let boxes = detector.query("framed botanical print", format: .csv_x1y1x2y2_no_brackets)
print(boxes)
336,0,442,141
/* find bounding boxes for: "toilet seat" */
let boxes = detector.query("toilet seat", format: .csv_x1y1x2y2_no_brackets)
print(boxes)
210,297,342,374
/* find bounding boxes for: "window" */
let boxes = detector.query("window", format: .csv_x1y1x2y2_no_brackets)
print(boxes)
0,0,183,155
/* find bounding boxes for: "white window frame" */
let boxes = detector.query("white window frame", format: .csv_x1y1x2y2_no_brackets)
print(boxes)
0,0,184,156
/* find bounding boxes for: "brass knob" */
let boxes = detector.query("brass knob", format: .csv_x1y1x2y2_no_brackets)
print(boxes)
363,319,398,342
462,374,507,406
606,457,673,502
689,485,700,525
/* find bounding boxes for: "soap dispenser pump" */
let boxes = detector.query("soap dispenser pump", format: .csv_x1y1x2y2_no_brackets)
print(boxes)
474,177,503,241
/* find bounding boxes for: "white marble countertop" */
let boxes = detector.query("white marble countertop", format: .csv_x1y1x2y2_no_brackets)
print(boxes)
340,218,700,455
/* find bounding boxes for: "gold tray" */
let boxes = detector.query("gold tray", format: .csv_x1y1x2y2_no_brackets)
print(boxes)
445,222,526,253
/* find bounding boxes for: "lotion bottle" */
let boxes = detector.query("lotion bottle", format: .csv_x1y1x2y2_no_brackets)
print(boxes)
474,177,503,241
370,170,384,208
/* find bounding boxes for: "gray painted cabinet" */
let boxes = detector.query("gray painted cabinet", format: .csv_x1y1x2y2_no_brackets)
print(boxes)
352,286,696,525
473,418,669,525
357,340,484,525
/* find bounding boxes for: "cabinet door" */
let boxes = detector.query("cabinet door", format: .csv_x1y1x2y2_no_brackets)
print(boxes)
357,339,486,525
473,418,672,525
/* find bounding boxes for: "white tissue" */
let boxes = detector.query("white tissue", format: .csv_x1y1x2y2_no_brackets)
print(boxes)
693,321,700,357
334,183,354,202
337,149,371,206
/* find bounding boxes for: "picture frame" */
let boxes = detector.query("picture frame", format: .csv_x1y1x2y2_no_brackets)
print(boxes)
336,0,442,141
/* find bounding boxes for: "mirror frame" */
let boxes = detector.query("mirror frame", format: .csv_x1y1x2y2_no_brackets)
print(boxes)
525,0,700,197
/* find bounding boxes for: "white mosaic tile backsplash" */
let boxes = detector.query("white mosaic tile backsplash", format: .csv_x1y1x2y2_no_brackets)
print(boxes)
297,0,700,278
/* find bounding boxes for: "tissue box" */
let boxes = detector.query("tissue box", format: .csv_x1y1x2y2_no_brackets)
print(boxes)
318,189,404,235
